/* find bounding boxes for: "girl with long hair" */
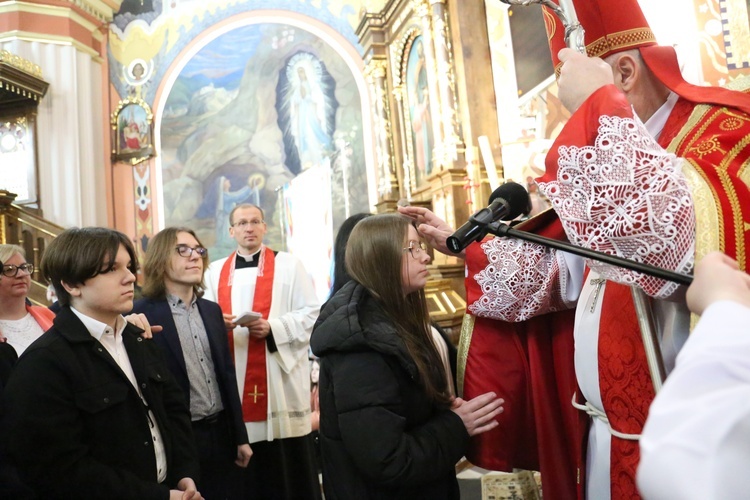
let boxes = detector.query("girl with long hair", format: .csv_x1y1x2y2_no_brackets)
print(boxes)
311,214,503,499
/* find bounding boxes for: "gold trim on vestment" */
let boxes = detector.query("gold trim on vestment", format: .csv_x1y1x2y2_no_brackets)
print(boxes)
456,314,475,399
667,75,750,329
586,29,657,59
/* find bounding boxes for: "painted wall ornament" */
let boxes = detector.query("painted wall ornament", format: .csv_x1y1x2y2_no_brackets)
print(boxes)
124,58,154,87
160,23,367,256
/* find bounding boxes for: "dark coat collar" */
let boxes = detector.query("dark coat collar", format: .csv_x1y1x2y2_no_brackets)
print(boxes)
54,305,145,344
312,281,418,379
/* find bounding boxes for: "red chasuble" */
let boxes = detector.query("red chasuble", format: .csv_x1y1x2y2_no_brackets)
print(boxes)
463,83,750,499
217,247,275,422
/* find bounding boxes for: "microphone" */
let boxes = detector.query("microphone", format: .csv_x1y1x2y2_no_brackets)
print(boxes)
445,184,693,286
446,182,531,253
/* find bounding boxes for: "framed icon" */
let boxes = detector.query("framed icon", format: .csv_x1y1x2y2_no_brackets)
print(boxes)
111,97,154,165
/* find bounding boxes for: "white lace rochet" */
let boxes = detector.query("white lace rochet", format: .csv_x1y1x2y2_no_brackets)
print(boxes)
469,238,571,322
538,115,695,298
468,114,696,323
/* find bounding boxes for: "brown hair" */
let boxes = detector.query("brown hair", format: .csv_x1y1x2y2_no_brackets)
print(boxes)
141,227,208,300
40,227,138,307
346,214,451,406
330,213,372,298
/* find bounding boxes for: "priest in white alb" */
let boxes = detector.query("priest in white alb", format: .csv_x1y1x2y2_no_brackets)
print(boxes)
204,203,321,500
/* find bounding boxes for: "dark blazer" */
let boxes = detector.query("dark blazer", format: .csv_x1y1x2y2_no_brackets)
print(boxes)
0,342,35,500
0,341,17,390
132,297,248,448
1,306,199,500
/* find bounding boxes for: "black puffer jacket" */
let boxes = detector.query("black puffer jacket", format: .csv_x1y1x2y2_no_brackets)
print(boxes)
311,281,469,499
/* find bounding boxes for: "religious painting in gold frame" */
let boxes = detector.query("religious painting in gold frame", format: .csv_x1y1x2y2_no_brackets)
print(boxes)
111,97,154,165
403,34,435,191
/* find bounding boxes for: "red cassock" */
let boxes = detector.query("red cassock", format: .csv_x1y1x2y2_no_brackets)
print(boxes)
461,212,583,500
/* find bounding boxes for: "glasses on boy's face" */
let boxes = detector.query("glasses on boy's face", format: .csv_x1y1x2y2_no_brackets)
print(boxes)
402,241,427,259
2,263,34,277
232,219,265,229
175,245,208,258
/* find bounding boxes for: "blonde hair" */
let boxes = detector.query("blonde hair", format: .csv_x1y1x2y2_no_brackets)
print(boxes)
0,244,25,265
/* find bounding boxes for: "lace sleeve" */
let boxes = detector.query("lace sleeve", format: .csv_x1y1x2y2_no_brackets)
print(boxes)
538,115,695,299
468,237,574,322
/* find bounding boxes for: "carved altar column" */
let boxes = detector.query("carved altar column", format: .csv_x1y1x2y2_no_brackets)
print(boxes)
365,58,400,212
429,0,462,171
412,0,445,173
358,0,470,336
446,0,503,209
392,85,413,196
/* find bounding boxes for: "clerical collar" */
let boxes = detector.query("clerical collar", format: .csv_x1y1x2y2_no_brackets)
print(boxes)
235,248,261,269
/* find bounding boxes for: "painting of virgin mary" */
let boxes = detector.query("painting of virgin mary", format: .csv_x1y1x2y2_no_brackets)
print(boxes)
406,36,434,188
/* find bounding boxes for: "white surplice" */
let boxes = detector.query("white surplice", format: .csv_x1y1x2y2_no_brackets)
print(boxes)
638,300,750,500
568,95,692,500
204,251,320,443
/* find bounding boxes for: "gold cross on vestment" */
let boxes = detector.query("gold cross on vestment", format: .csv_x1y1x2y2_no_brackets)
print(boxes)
589,278,606,313
247,385,264,403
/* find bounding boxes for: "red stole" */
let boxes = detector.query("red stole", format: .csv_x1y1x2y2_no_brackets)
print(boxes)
598,282,654,500
594,95,679,500
217,247,275,422
539,86,683,499
593,92,750,499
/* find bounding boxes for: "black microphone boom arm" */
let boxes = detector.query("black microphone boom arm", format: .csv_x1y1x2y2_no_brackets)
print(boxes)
488,222,693,287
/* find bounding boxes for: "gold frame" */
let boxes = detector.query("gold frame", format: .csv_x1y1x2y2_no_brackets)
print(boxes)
395,28,422,194
110,97,154,165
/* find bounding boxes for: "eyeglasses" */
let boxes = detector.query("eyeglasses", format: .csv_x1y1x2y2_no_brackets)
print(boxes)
403,241,427,259
232,219,265,229
2,263,34,277
175,245,208,258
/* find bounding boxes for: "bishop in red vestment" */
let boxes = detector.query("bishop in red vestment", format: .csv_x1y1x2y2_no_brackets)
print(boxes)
442,1,750,499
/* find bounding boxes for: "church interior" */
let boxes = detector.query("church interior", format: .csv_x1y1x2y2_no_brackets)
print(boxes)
2,0,750,495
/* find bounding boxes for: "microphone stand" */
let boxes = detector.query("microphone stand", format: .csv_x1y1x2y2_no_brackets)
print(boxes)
484,221,689,390
487,222,692,286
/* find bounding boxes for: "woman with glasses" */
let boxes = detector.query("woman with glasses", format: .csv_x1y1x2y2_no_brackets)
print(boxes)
0,245,55,355
0,250,37,500
311,214,504,499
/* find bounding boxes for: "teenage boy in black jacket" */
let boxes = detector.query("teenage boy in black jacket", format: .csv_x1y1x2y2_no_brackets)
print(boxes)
2,227,202,500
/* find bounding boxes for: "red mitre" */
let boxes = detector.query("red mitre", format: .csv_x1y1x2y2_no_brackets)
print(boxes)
542,0,750,114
